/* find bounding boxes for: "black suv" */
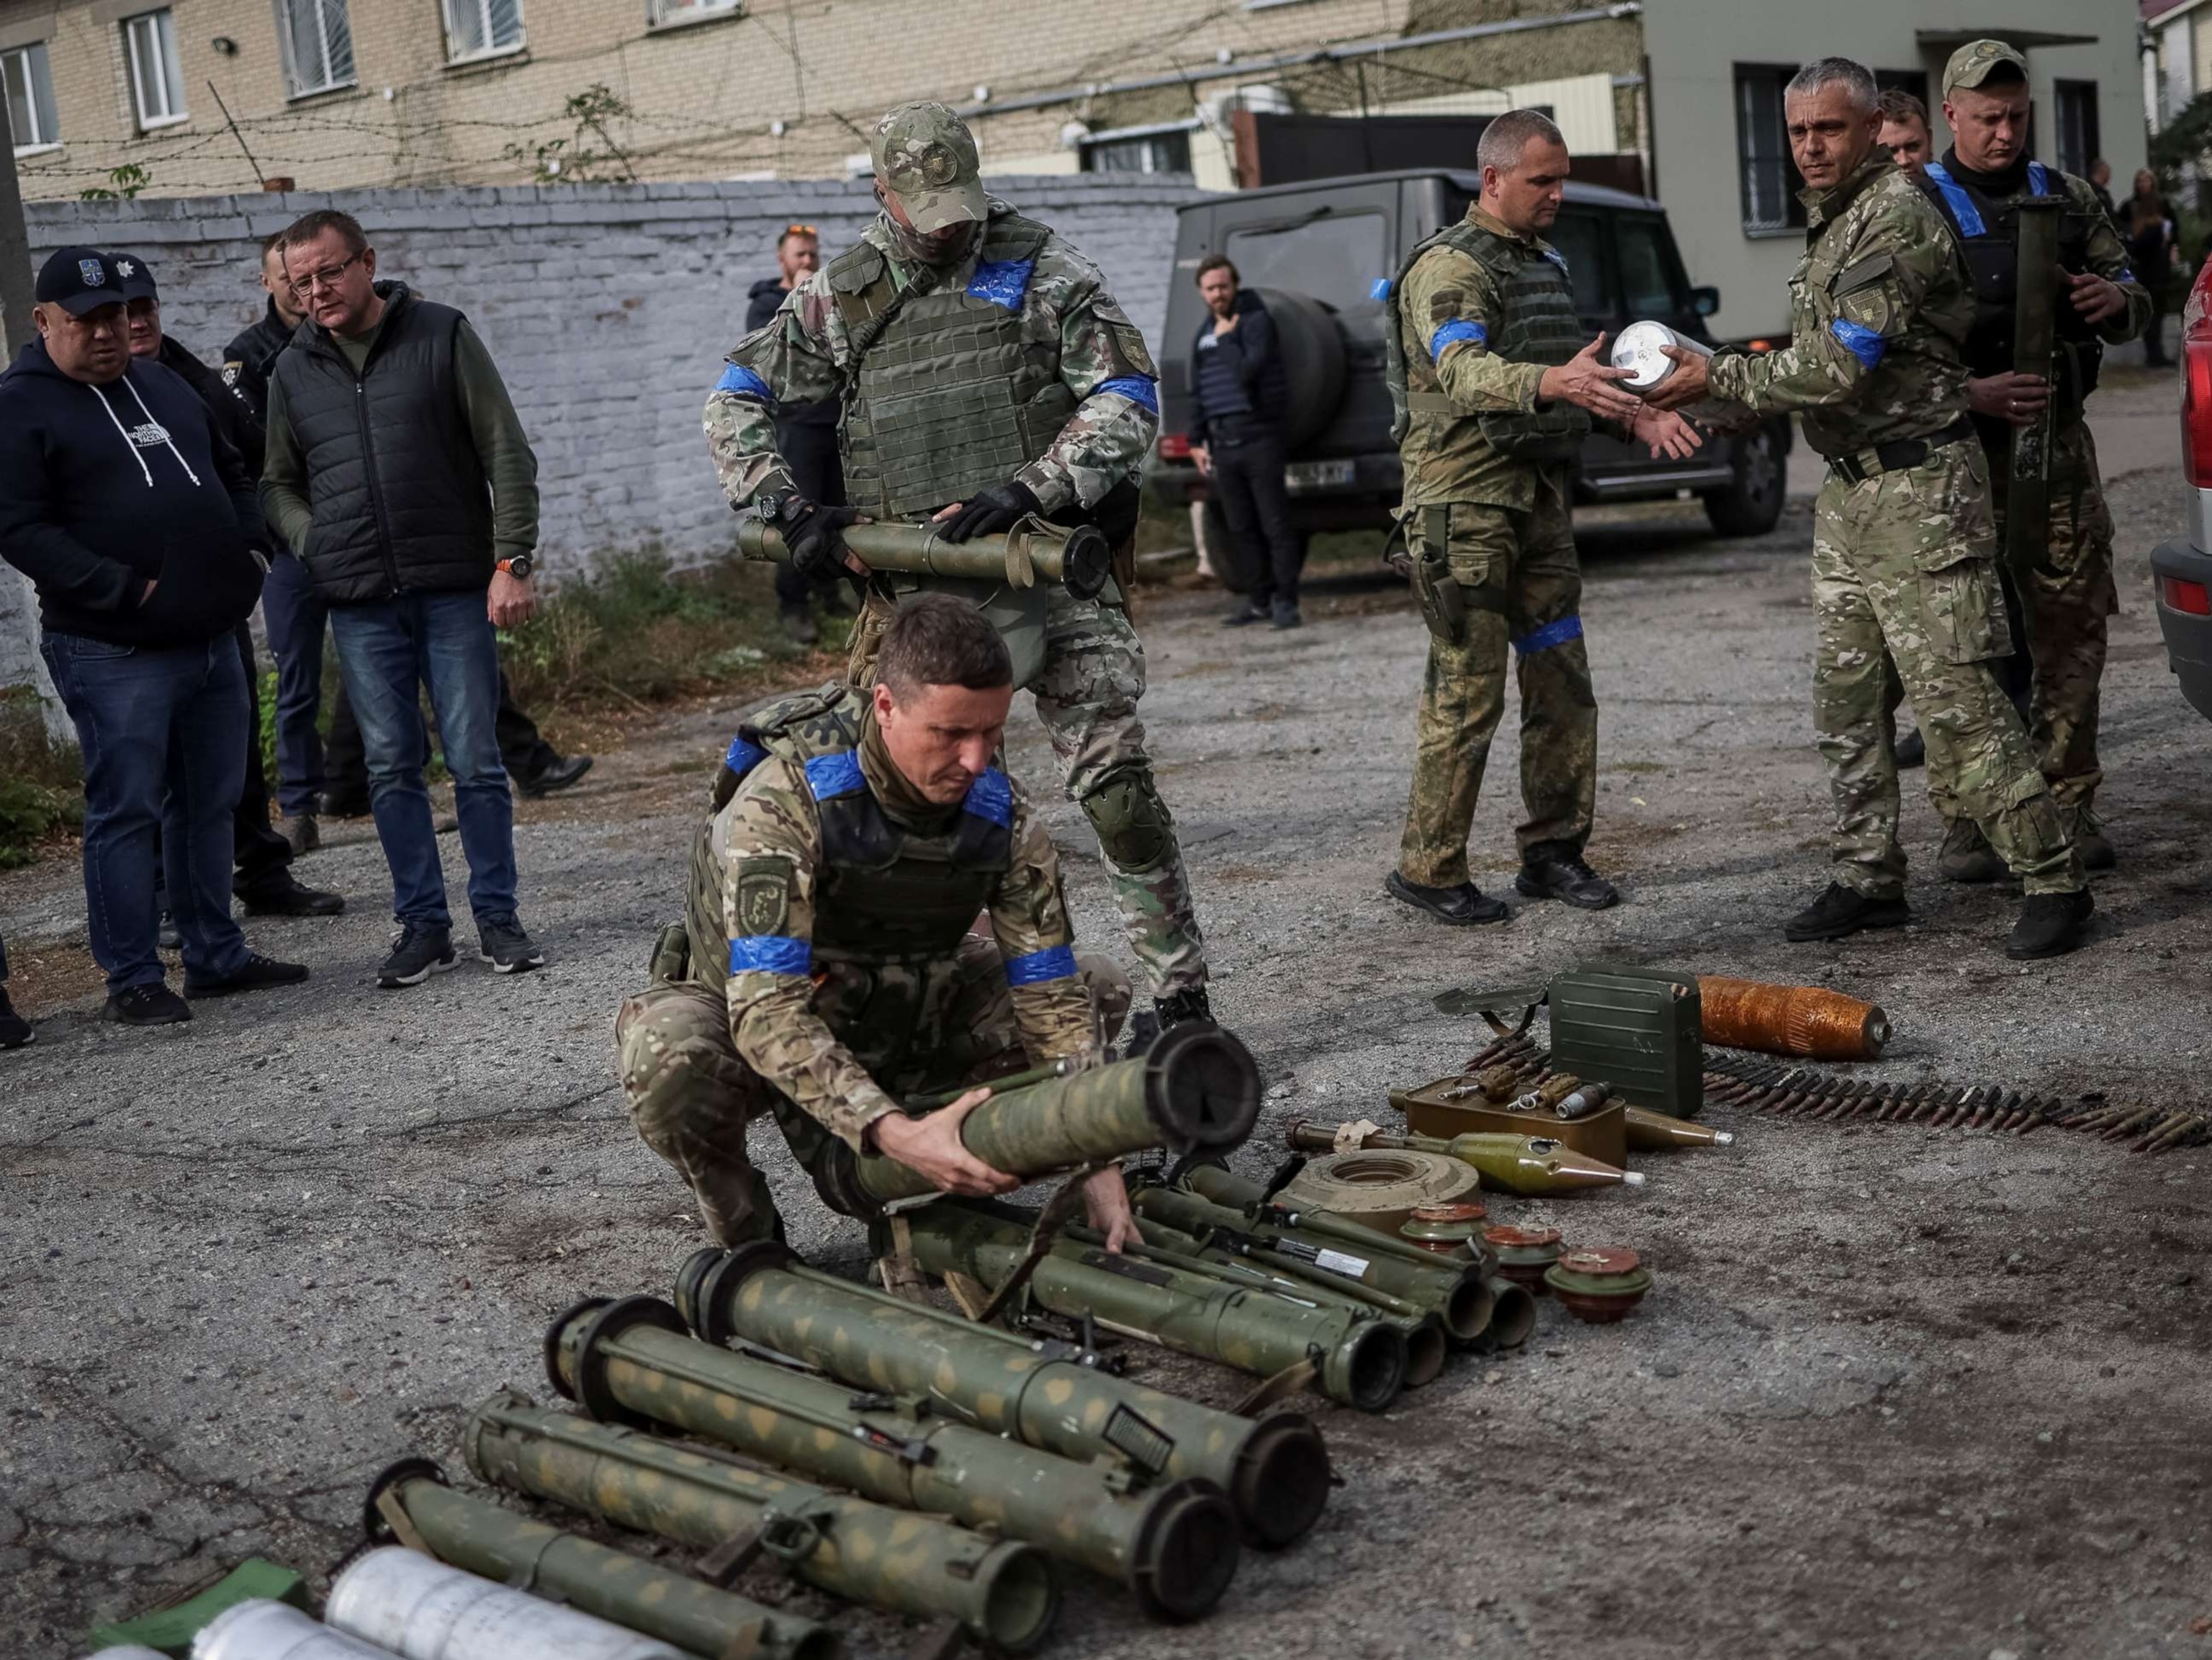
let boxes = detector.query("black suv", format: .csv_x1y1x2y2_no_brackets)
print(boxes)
1150,169,1791,552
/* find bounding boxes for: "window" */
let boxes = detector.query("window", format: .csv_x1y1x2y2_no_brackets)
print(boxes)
1082,131,1192,175
1545,210,1614,321
1874,68,1929,111
1614,214,1691,320
276,0,355,98
1223,210,1388,320
647,0,740,24
4,42,59,151
122,9,186,128
2054,80,2100,181
1735,64,1804,235
444,0,524,60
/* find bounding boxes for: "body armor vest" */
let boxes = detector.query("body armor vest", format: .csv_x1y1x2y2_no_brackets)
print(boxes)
828,208,1079,518
1385,215,1591,464
1915,161,2103,422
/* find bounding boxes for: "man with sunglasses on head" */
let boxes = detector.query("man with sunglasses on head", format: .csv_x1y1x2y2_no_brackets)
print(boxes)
746,223,849,644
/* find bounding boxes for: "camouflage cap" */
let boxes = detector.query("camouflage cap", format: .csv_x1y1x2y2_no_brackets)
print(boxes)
1942,39,2028,97
871,101,987,234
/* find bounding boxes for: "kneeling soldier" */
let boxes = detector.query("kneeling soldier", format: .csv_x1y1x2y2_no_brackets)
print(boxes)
617,593,1134,1248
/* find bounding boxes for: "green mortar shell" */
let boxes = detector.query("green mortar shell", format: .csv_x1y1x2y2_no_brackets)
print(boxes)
903,1201,1408,1412
676,1244,1331,1551
364,1463,840,1660
462,1391,1057,1652
547,1296,1240,1623
855,1023,1262,1202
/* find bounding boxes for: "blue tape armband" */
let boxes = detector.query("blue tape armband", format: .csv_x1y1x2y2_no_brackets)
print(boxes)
1096,374,1160,413
963,767,1014,827
968,259,1035,310
1922,163,1987,238
1005,945,1078,987
1513,614,1584,655
1429,319,1487,362
1370,277,1393,300
724,735,768,778
730,936,812,975
804,750,866,802
1828,318,1888,371
2026,161,2050,197
716,363,771,400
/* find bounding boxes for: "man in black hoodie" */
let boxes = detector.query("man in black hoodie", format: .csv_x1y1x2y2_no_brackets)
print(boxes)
1188,256,1303,629
0,248,309,1026
744,223,846,643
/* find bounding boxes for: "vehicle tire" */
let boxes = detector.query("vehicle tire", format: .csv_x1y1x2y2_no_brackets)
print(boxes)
1704,418,1787,537
1251,287,1349,451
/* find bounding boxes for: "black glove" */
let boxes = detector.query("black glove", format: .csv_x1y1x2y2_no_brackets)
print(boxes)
938,479,1043,544
771,493,860,583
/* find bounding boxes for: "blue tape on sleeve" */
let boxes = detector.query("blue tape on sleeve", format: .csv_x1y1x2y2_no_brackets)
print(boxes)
1923,163,1987,238
1370,277,1393,300
1429,319,1488,362
2119,267,2137,284
1512,614,1585,655
1004,944,1078,986
2027,161,2050,197
804,751,866,801
1095,374,1160,413
730,936,812,975
962,768,1014,827
724,735,768,778
716,364,772,400
1829,318,1888,370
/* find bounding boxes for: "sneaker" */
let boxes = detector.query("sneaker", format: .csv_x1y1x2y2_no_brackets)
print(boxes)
238,872,345,918
0,986,31,1049
1270,605,1303,630
516,755,594,799
2006,889,2092,960
1938,820,2006,884
1515,852,1619,910
158,912,181,951
1153,986,1213,1031
184,952,311,999
379,924,459,989
101,983,191,1026
1894,726,1926,770
478,915,547,975
781,604,820,645
278,814,320,855
2070,808,2116,872
1782,881,1912,943
320,789,373,820
1385,869,1512,925
1220,602,1269,628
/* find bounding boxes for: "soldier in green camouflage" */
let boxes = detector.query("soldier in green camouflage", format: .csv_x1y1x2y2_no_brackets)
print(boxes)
1912,40,2149,881
703,99,1211,1034
1381,109,1702,927
1651,57,2090,959
615,594,1134,1248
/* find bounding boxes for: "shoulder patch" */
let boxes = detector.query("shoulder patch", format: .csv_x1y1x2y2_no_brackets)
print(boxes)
735,856,793,938
221,362,243,385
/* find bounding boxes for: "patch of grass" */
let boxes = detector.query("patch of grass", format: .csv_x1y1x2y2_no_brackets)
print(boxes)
0,686,84,869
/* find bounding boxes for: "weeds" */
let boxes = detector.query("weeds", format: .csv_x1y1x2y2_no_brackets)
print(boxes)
0,687,83,869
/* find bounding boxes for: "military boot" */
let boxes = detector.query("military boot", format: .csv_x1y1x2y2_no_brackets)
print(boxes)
1387,871,1511,926
2070,807,2116,871
1782,881,1911,943
1938,820,2007,884
2005,889,2092,960
1154,986,1213,1031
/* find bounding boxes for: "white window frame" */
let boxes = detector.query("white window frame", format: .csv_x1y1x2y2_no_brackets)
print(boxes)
442,0,526,65
122,9,187,130
4,41,61,153
647,0,742,28
275,0,356,99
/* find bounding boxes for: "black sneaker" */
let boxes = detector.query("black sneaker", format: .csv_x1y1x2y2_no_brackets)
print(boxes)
184,952,312,999
2006,889,2092,961
1782,881,1912,943
1938,820,2006,884
1220,602,1269,627
1154,985,1213,1031
1516,853,1619,910
320,789,373,820
1271,604,1303,630
0,986,31,1049
238,872,346,917
479,915,547,975
2071,808,2116,872
1386,870,1511,925
516,755,594,799
102,984,191,1026
379,925,458,989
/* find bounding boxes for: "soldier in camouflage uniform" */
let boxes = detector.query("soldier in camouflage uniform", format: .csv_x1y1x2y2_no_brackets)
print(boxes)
703,100,1210,1033
1912,40,2149,881
1381,109,1702,927
1651,57,2090,959
616,594,1133,1247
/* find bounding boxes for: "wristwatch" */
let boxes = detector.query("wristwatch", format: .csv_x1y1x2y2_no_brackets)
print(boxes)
497,553,534,580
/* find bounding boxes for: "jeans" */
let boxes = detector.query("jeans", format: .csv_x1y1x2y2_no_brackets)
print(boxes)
228,623,296,895
330,590,517,931
41,631,253,993
261,551,336,818
1210,430,1304,610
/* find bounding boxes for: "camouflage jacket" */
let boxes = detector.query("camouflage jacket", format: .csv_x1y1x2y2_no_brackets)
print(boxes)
1708,153,1976,459
704,199,1159,517
699,723,1098,1153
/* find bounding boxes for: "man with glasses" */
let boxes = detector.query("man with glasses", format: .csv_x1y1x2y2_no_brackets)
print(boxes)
261,210,549,989
745,222,849,644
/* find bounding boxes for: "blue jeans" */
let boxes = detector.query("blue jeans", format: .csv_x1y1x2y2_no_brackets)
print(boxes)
261,552,331,818
41,632,253,994
329,590,516,930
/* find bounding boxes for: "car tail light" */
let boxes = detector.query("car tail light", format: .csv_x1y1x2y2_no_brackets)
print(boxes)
1745,338,1779,353
2182,264,2212,486
2161,575,2212,616
1157,433,1192,460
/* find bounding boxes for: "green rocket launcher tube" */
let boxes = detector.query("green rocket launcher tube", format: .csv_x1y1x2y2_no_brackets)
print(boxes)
548,1296,1241,1623
855,1023,1263,1203
902,1200,1409,1412
361,1460,842,1660
677,1244,1332,1550
462,1391,1057,1653
735,516,1113,600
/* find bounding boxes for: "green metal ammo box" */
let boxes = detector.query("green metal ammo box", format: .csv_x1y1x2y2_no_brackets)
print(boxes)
1546,964,1704,1119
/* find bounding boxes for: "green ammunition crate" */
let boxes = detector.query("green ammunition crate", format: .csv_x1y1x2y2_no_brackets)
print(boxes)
1547,964,1704,1119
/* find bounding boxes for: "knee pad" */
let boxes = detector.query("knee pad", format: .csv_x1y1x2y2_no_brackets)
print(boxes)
1080,768,1174,874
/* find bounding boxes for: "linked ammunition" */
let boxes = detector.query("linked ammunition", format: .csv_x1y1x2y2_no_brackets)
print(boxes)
736,514,1112,599
1285,1119,1644,1195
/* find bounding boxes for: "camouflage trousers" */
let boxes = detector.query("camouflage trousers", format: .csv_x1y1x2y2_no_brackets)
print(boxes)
616,936,1133,1247
1398,482,1599,889
849,582,1208,1000
1811,443,2080,899
1925,422,2117,825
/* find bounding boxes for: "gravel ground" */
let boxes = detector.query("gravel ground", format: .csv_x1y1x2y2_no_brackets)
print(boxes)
4,379,2208,1659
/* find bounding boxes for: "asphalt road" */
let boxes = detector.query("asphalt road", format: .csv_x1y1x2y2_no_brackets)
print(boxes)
4,375,2208,1659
